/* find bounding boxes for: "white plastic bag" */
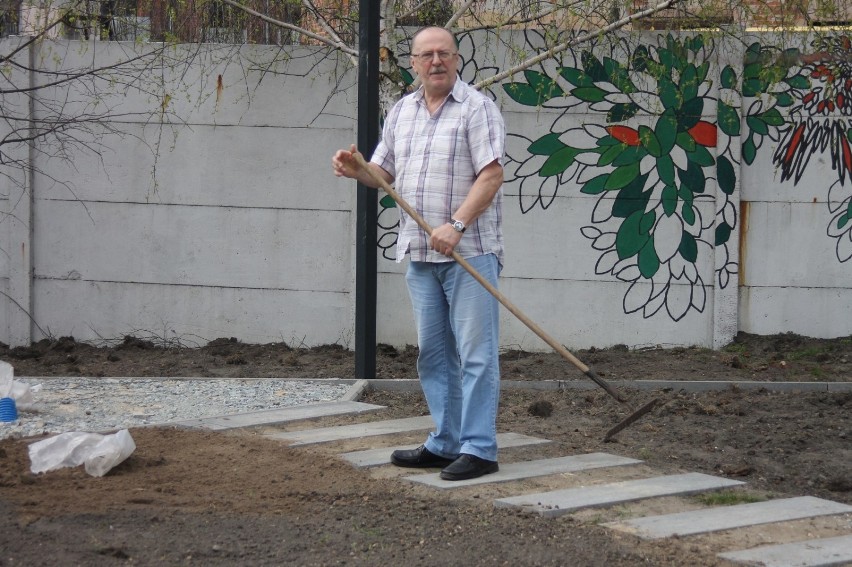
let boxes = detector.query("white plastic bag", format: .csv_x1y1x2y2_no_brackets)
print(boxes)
0,361,12,398
28,429,136,477
0,360,40,410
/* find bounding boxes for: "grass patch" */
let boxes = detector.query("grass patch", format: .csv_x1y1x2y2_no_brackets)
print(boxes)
722,343,748,354
695,491,766,506
788,347,826,360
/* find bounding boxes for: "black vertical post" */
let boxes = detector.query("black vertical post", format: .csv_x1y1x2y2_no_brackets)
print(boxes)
355,0,379,379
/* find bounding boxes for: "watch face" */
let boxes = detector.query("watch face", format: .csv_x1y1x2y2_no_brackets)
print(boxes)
452,221,464,232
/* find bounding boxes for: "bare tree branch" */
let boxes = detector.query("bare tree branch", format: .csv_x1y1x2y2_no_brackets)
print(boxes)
301,0,358,65
218,0,358,56
473,0,685,91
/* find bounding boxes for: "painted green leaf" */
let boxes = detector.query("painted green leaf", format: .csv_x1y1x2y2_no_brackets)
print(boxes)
613,174,651,218
678,97,704,130
400,68,414,86
775,92,795,107
838,214,850,230
658,48,675,71
696,61,710,85
580,174,610,195
676,131,697,152
679,160,706,193
540,146,581,177
762,65,788,86
760,107,784,126
715,222,732,246
682,202,696,226
503,82,545,106
380,195,397,208
640,210,657,234
747,115,769,136
598,143,627,166
687,144,715,167
655,111,678,154
604,57,636,93
608,102,640,123
616,210,649,259
558,67,594,87
721,66,737,89
645,60,668,80
596,135,620,146
582,51,607,82
848,128,852,143
678,184,694,205
605,162,641,190
639,237,661,278
679,231,698,262
743,61,763,80
718,102,741,137
612,145,647,167
659,76,681,109
743,134,757,165
657,155,675,186
572,86,607,102
528,132,567,155
639,125,662,157
680,64,699,100
744,42,762,65
742,77,766,97
662,184,678,216
717,155,736,195
632,45,650,73
785,74,810,89
525,69,565,103
846,199,852,217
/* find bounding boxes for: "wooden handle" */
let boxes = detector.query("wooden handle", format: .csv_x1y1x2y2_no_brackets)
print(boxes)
351,153,606,380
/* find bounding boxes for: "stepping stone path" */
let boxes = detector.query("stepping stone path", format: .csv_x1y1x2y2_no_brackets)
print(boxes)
180,400,852,566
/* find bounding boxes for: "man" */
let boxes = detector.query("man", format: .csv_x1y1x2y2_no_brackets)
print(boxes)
331,26,505,481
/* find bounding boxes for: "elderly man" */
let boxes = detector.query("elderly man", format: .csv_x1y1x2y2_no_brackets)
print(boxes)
332,26,506,481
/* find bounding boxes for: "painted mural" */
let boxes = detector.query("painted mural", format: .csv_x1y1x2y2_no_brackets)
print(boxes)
378,31,852,322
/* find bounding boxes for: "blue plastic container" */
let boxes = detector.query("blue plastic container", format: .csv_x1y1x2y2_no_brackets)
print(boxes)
0,397,17,422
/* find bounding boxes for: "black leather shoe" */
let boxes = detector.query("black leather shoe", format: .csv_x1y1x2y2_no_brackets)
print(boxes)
440,454,499,481
391,445,455,468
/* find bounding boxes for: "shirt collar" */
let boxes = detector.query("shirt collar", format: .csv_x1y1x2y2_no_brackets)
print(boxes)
412,78,467,104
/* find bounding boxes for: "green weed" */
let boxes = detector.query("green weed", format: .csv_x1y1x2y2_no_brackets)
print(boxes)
695,491,765,506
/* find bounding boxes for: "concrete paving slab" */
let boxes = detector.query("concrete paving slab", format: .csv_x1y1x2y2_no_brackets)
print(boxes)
494,472,746,517
717,534,852,566
264,415,435,445
339,432,553,468
168,401,385,430
605,496,852,540
404,453,642,489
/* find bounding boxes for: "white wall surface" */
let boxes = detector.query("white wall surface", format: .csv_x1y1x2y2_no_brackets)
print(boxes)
4,31,852,353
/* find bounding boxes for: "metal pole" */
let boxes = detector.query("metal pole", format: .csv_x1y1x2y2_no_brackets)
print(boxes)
354,0,379,379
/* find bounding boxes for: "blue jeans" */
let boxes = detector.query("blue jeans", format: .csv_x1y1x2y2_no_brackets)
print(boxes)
405,254,501,462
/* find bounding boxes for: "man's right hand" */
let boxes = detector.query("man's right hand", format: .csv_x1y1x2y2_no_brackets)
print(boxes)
331,144,362,179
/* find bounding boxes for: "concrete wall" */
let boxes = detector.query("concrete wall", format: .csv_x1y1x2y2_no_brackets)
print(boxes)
3,31,852,351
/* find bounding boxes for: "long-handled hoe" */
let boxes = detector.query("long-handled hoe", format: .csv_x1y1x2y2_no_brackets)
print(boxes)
352,153,659,441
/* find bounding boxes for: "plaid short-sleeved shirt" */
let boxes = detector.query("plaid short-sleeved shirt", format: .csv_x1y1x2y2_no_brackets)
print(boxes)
371,80,506,266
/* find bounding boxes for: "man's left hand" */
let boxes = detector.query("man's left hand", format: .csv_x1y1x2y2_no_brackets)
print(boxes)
430,223,463,257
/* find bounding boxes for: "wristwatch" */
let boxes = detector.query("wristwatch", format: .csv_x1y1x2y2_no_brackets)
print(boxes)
450,218,466,233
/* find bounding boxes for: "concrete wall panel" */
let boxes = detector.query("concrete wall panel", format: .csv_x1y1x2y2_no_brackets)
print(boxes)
739,286,852,339
34,200,351,292
32,278,351,346
35,123,355,211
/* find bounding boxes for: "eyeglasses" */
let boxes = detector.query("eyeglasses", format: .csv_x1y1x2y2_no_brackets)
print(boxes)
411,51,457,63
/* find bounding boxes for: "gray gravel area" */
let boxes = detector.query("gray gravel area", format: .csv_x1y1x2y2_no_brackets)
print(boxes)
0,377,351,440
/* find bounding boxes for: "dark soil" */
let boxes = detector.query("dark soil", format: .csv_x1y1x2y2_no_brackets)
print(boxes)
0,332,850,566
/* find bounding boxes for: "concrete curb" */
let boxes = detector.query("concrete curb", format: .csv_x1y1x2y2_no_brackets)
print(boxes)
358,379,852,395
